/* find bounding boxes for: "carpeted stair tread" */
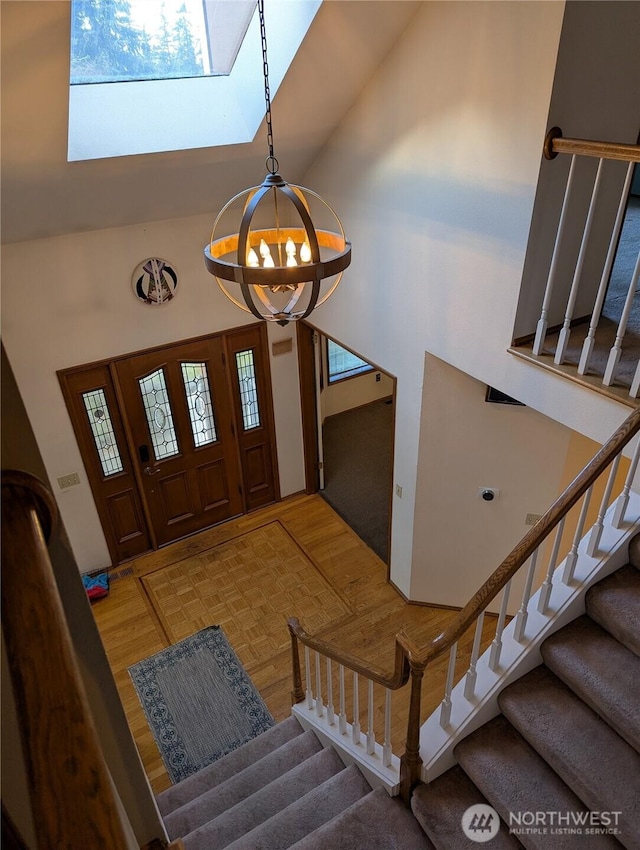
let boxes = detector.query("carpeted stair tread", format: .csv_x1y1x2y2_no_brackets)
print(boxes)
454,715,622,850
157,716,305,817
288,786,435,850
179,747,346,850
411,765,522,848
499,665,640,845
222,764,373,850
541,616,640,752
585,564,640,656
164,729,322,839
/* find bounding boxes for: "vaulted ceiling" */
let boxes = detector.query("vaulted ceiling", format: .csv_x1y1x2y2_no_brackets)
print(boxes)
1,0,420,245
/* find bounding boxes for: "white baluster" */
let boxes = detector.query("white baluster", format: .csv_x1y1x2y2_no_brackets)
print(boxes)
630,362,640,399
326,658,335,726
555,158,605,364
383,689,392,767
603,251,640,386
338,664,347,735
439,642,457,728
613,440,640,528
304,646,313,709
587,456,621,555
352,672,361,745
563,488,593,584
315,651,323,718
366,680,375,755
514,549,539,642
489,581,512,672
579,161,635,375
533,155,578,355
464,612,485,700
538,518,565,614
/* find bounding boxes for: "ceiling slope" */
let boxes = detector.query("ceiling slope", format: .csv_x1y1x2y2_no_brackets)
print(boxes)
1,0,420,244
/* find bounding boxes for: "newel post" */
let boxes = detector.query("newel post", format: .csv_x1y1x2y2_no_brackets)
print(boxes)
399,661,425,805
287,619,305,704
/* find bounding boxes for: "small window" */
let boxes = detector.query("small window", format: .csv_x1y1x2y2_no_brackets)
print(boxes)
181,362,218,447
327,340,373,384
235,349,261,430
138,368,180,460
82,389,125,476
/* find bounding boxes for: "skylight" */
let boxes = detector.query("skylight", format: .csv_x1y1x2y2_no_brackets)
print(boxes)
67,0,320,161
70,0,256,84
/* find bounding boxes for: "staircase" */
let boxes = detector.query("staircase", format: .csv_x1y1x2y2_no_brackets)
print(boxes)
157,716,431,849
157,537,640,850
412,535,640,849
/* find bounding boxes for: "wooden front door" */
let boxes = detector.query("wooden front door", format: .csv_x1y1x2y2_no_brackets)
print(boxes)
59,325,279,562
115,336,244,546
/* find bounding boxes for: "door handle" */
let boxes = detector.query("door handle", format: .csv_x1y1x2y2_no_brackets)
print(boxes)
143,466,161,476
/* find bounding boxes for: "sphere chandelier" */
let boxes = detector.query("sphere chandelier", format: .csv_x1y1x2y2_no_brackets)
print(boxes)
204,0,351,326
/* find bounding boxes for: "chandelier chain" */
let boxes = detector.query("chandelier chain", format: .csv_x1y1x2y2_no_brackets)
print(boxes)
258,0,278,174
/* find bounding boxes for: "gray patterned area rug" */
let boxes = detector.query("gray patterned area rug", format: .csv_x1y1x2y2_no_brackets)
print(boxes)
129,625,274,784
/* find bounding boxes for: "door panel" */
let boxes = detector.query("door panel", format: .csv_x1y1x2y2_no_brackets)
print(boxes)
115,337,243,545
58,364,152,564
224,325,279,511
197,460,231,510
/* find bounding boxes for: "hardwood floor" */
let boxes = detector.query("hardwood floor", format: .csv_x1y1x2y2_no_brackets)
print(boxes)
92,494,496,794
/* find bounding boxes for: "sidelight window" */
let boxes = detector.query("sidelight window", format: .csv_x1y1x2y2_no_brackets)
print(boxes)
82,388,125,476
235,349,261,430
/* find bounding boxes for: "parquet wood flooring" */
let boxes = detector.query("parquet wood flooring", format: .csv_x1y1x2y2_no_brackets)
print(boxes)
92,494,496,794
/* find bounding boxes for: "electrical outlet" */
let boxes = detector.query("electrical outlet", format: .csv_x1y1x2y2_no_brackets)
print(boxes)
58,473,80,490
526,513,542,526
376,373,381,382
395,484,403,498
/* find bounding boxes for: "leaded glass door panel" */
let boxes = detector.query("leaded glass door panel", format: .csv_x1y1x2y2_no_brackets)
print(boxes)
115,337,243,545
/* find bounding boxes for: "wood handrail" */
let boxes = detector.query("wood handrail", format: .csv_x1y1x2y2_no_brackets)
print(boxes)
287,617,410,690
544,127,640,162
1,470,133,849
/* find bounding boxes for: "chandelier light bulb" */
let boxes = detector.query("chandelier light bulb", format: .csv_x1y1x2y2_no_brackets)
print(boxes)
247,247,260,267
300,241,312,263
263,253,275,269
259,238,271,259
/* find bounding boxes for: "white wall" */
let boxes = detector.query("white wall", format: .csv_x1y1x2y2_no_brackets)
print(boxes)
321,370,394,421
300,1,571,595
411,355,571,607
1,214,305,571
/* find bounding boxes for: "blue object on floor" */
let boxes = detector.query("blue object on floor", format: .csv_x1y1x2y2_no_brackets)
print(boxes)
82,572,109,601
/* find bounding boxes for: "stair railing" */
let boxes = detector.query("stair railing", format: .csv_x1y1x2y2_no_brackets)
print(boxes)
529,129,640,397
288,403,640,804
1,470,137,849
